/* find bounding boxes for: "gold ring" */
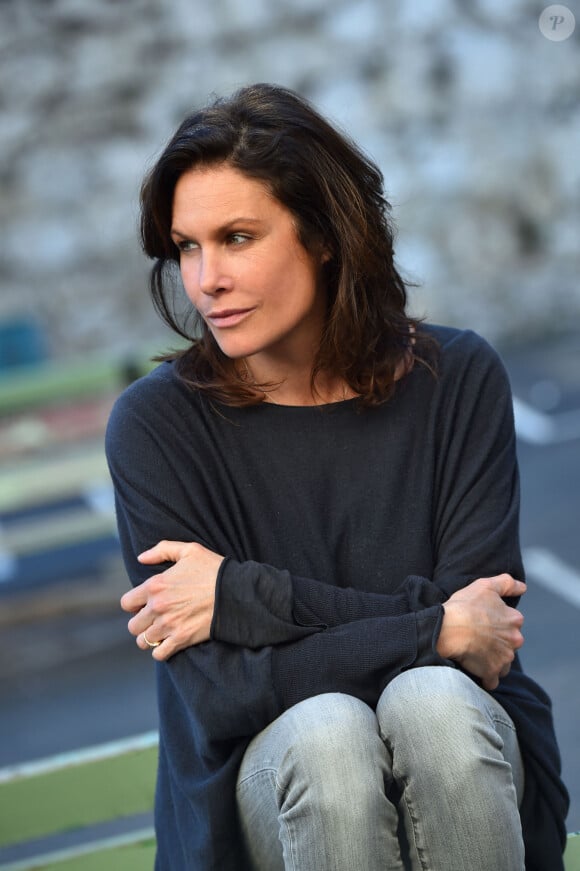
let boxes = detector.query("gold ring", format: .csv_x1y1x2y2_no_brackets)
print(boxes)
143,631,161,649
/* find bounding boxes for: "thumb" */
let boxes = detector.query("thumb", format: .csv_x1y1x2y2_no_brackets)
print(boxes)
138,539,188,564
485,573,527,598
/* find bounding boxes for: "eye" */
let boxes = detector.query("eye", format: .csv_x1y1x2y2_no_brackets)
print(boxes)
175,239,199,253
228,233,251,245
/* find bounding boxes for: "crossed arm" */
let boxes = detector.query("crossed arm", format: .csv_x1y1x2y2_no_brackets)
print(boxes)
121,539,525,692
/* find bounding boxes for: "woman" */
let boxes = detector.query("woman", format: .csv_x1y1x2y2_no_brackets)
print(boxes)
106,83,568,870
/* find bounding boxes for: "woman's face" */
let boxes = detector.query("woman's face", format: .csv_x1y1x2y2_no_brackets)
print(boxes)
171,163,328,369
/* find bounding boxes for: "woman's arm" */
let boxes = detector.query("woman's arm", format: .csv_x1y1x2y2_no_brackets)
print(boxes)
109,447,453,714
119,542,447,654
120,538,524,691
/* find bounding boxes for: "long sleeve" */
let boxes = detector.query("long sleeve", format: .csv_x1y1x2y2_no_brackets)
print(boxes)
212,558,447,646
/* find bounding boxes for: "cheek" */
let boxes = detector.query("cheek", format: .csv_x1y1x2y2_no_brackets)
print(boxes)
179,261,200,302
270,250,314,293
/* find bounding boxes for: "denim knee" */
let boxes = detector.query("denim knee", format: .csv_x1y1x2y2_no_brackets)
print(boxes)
376,666,520,794
273,694,385,800
239,693,390,817
238,694,401,871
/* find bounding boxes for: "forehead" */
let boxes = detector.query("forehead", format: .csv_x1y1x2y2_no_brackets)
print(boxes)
172,164,277,223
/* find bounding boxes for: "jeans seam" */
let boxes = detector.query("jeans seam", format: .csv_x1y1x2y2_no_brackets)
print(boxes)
399,777,429,871
237,768,297,870
236,768,298,870
490,716,517,733
237,766,278,790
274,778,299,871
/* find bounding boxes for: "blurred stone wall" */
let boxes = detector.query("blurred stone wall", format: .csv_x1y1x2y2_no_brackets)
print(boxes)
1,0,578,360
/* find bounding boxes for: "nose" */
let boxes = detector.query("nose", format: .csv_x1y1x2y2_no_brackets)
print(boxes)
198,248,232,296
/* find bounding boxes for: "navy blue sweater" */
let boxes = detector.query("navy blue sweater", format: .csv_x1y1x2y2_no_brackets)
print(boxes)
106,325,568,870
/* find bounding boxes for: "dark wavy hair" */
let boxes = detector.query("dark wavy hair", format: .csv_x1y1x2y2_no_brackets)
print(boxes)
140,83,435,406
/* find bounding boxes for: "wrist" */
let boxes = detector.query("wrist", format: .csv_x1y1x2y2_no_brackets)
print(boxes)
436,603,468,662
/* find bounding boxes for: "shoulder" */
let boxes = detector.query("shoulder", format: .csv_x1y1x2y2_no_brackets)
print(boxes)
112,359,183,406
105,361,201,455
422,323,509,389
420,325,514,439
108,360,197,419
424,323,501,365
412,325,515,436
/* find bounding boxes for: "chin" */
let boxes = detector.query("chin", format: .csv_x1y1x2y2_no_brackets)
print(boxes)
213,336,261,360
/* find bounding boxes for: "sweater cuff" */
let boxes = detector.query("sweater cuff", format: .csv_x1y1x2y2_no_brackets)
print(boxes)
414,605,456,669
210,555,231,640
211,557,323,648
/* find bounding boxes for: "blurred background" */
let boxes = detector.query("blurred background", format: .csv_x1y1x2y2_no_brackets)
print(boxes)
1,0,579,852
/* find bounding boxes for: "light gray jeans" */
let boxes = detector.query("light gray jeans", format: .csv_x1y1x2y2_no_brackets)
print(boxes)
236,666,525,870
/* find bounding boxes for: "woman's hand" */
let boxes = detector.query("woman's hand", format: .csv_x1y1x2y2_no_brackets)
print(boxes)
436,574,526,691
120,540,225,661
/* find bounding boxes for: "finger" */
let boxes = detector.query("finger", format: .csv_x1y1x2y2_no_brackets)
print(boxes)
510,605,525,625
137,630,163,651
136,632,152,651
127,607,153,637
482,673,500,691
138,540,188,564
151,636,175,661
120,586,148,612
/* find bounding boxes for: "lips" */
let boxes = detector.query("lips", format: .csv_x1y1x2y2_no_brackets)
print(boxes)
205,307,256,328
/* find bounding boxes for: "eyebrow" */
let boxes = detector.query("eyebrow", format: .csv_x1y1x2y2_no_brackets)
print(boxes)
170,218,264,238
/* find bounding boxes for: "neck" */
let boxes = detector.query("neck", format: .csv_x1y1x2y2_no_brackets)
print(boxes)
241,359,354,406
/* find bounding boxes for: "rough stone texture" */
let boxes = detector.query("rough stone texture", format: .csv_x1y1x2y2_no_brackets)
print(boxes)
1,0,578,360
